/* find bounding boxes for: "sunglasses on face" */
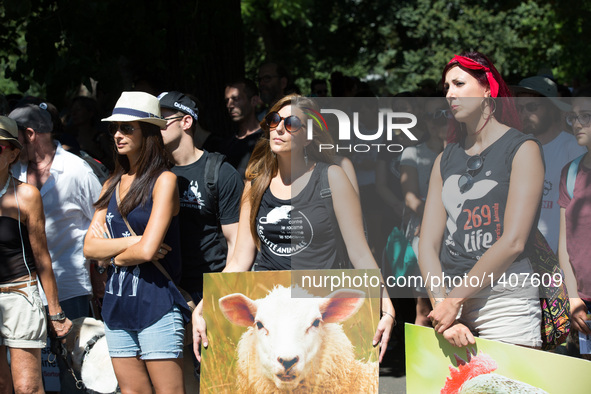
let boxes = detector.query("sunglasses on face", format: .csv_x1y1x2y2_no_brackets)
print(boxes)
0,145,12,155
517,102,541,114
108,123,137,136
427,109,453,120
566,112,591,127
458,154,484,193
265,112,304,133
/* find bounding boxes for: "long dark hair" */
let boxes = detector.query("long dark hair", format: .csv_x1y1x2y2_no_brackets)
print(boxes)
94,122,172,216
245,94,335,248
442,51,521,143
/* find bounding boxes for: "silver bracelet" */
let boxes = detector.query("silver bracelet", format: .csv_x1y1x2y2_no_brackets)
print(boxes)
382,311,396,325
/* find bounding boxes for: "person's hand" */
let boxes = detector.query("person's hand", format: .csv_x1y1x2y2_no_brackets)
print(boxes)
442,321,475,347
570,298,591,335
428,297,461,334
192,301,208,362
415,297,432,327
373,308,395,363
153,243,172,262
49,318,73,340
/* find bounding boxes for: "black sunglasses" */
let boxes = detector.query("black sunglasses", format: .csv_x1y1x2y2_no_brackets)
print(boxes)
458,154,484,193
265,112,303,133
108,122,137,136
517,102,541,113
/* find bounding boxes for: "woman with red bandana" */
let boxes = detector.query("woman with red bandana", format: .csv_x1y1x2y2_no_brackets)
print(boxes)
418,52,545,347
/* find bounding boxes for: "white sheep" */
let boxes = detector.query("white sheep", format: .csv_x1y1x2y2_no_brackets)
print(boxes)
219,285,378,393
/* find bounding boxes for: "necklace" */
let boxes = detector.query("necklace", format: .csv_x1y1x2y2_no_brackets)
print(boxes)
0,175,10,198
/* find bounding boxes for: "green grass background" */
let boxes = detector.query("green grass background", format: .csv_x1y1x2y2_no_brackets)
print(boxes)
406,323,591,393
200,270,380,393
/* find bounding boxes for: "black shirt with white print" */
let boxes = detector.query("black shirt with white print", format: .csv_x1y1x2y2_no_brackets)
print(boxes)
255,162,342,271
172,151,244,294
439,128,540,278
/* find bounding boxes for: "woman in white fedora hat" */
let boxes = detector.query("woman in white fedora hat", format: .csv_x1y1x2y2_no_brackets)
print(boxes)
0,115,73,393
84,92,190,393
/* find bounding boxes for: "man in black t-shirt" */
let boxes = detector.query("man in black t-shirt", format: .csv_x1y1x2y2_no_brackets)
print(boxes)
158,91,244,299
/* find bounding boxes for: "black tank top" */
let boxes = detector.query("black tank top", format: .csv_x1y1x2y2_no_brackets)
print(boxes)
255,162,342,271
0,216,36,282
439,129,540,277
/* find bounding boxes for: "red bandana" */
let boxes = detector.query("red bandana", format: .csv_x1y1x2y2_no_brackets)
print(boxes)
448,55,500,98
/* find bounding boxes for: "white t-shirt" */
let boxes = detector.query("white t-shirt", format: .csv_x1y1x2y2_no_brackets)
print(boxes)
13,142,102,302
538,131,587,253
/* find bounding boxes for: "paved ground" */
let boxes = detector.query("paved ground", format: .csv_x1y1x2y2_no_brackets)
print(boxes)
378,328,407,393
379,367,406,393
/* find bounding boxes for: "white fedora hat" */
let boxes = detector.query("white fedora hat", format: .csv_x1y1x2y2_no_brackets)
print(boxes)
102,91,167,129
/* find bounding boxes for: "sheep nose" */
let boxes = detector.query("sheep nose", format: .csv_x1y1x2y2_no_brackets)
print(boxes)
278,356,299,370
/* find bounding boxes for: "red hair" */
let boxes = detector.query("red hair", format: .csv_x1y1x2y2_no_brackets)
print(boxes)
442,51,521,143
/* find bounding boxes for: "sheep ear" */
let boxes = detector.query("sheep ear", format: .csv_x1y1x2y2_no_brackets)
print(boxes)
219,293,258,327
319,289,365,323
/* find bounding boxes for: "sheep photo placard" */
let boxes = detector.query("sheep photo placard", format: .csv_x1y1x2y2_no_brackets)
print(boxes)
200,270,381,393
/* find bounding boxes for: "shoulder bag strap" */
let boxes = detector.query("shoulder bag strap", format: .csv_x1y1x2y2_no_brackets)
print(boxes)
567,154,585,199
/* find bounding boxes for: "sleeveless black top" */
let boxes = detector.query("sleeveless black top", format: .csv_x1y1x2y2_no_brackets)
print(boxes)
0,217,36,282
439,128,540,277
255,162,343,271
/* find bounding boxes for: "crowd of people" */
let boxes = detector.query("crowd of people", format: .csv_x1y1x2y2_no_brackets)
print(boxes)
1,54,590,393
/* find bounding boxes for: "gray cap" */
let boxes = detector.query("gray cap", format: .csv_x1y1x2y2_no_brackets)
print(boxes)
0,116,23,149
512,76,571,112
9,103,54,133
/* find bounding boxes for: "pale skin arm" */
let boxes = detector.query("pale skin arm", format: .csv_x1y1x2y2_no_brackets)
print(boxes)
335,155,360,195
328,165,395,362
558,207,591,334
417,153,447,306
223,183,258,272
20,183,73,337
427,141,544,343
221,223,239,263
193,184,257,360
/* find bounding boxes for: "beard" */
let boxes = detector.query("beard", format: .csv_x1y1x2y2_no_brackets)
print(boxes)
521,113,552,136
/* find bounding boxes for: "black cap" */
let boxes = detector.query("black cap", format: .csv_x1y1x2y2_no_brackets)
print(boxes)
9,103,53,133
157,91,199,121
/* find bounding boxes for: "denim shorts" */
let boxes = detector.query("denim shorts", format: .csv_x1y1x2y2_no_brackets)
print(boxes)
104,304,184,359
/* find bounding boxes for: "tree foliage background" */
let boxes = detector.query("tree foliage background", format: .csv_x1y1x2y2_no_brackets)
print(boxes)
1,0,590,126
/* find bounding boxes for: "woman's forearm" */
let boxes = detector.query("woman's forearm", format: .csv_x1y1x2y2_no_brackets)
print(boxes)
84,234,141,261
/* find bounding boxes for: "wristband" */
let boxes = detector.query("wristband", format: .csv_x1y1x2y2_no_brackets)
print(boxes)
49,311,66,321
